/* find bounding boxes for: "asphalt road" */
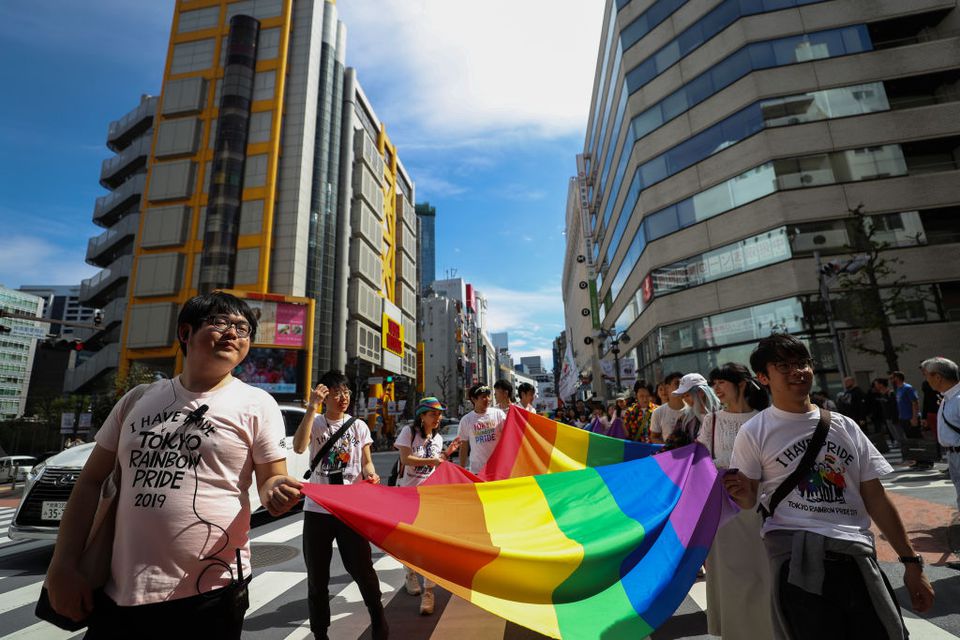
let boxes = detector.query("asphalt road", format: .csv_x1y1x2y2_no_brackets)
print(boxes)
0,450,956,639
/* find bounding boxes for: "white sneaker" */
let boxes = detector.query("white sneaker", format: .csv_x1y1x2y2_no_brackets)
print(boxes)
405,571,422,595
420,589,435,615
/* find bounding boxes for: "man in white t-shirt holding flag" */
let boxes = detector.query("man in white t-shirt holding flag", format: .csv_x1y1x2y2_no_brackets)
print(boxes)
725,334,933,639
458,383,506,474
46,292,302,637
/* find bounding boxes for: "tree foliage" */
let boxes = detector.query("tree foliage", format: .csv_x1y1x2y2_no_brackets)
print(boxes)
832,204,930,372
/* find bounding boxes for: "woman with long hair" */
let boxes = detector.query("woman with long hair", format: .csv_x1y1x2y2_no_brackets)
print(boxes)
698,362,772,640
393,397,460,615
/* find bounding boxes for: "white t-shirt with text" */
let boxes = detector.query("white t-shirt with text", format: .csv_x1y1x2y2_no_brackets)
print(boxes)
394,425,444,487
304,413,373,515
95,377,286,605
458,408,506,473
730,406,893,545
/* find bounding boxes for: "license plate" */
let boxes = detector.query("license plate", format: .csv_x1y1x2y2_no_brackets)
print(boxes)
41,501,67,521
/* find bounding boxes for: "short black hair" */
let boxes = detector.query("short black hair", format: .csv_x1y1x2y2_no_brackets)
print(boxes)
177,291,257,355
889,371,905,382
494,379,514,395
749,333,811,377
469,383,492,399
517,382,535,396
663,371,684,386
319,370,350,390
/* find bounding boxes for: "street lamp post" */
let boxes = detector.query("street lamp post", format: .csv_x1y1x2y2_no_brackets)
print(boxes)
585,328,631,399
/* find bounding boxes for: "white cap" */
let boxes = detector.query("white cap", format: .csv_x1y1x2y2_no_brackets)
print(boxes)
672,373,708,396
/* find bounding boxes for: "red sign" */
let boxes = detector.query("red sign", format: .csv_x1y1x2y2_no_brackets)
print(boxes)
641,274,654,304
385,318,403,355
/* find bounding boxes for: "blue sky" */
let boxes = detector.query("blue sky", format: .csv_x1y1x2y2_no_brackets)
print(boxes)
0,0,603,366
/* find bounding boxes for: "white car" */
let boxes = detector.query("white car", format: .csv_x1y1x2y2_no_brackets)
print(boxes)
9,405,309,541
0,456,37,484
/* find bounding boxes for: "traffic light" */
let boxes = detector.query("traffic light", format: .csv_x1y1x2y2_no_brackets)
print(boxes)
93,310,103,326
45,338,85,351
385,376,393,383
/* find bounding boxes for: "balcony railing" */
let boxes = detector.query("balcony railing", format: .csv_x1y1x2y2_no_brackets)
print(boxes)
100,136,151,189
64,342,120,393
86,213,138,267
107,97,156,152
93,174,145,226
79,255,133,307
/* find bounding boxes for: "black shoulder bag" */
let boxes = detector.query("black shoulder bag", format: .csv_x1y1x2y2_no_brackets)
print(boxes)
304,416,358,481
759,408,832,521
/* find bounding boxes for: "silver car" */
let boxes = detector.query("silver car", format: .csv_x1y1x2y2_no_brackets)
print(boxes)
10,405,309,541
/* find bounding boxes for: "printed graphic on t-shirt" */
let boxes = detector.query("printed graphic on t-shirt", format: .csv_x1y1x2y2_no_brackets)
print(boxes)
777,438,858,516
317,430,363,481
125,408,217,510
412,439,437,478
472,417,498,444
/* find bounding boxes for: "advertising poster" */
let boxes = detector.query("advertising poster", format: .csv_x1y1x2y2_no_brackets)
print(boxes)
275,303,306,347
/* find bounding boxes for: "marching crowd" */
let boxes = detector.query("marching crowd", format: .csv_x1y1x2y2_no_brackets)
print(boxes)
41,291,960,639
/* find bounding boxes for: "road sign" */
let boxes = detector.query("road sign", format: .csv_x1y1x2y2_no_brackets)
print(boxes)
78,413,93,433
60,413,75,434
367,376,384,385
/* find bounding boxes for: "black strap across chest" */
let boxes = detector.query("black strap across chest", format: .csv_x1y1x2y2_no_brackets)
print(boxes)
304,416,357,480
759,408,832,521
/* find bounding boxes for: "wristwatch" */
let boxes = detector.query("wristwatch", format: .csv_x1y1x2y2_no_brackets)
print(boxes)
898,554,924,567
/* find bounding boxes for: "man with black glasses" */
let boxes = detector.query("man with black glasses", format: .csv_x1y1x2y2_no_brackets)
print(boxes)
294,370,386,640
725,334,934,639
46,292,302,638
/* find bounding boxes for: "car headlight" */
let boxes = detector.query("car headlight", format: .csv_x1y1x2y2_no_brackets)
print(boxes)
26,462,46,483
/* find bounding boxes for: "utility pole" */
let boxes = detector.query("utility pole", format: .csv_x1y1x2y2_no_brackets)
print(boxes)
813,250,849,378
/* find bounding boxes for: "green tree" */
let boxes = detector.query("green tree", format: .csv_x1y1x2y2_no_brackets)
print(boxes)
832,204,930,373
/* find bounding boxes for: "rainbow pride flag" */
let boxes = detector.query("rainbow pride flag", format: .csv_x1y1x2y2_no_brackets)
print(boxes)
302,443,727,639
425,406,662,485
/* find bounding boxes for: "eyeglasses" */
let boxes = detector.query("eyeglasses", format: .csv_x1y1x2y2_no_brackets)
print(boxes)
206,315,252,339
330,388,351,399
772,359,813,374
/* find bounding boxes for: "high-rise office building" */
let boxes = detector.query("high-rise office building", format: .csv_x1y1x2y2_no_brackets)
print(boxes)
566,0,960,392
415,202,437,292
69,94,156,392
0,287,44,419
18,285,97,341
72,0,416,395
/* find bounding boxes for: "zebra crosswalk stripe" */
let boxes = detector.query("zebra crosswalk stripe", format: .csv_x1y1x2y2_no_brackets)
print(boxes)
246,571,308,616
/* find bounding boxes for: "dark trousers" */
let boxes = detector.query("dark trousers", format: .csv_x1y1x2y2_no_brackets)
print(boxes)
84,579,249,640
778,554,888,639
302,511,386,639
900,419,921,440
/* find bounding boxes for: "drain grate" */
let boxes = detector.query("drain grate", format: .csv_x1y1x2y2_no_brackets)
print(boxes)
250,543,300,568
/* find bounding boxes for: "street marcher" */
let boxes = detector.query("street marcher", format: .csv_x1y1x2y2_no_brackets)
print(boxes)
890,371,921,439
665,373,721,448
871,377,902,447
649,372,685,444
921,379,941,434
836,376,869,427
458,384,507,474
812,389,837,411
605,403,628,439
623,381,657,442
46,291,302,639
294,370,386,640
920,357,960,519
517,382,536,412
493,379,514,414
394,397,461,614
698,363,772,640
726,334,934,640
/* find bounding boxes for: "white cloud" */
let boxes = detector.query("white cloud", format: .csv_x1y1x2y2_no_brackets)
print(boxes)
337,0,605,143
473,282,563,367
0,235,99,289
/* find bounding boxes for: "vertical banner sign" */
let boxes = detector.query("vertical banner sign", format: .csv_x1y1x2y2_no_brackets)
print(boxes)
416,342,425,393
275,303,306,346
60,413,76,434
588,279,601,330
558,341,580,400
